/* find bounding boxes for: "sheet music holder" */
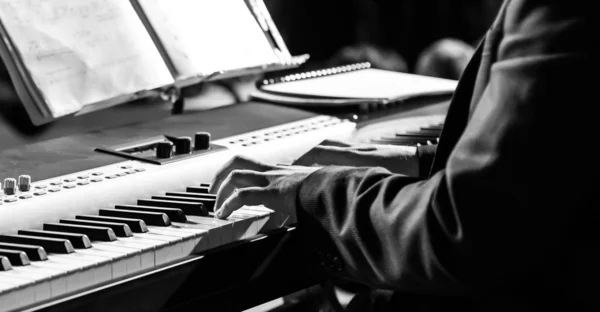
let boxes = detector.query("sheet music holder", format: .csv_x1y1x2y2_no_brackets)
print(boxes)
0,0,306,126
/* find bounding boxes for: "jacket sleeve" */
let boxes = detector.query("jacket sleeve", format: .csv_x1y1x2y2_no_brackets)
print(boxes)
416,145,437,177
296,0,597,296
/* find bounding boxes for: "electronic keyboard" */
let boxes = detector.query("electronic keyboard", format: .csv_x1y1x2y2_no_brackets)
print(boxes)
0,100,449,312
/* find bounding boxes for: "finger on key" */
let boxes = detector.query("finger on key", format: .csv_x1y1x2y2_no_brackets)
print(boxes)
216,187,271,219
215,169,268,209
209,156,274,194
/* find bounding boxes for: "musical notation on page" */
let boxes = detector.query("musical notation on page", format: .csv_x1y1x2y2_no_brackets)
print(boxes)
0,0,173,118
137,0,280,79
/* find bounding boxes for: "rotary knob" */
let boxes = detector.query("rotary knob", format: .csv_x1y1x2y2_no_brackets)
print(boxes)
18,175,31,192
156,141,174,159
194,132,211,150
3,178,16,195
173,136,192,154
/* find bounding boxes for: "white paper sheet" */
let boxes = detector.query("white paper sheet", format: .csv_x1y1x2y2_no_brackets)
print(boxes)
260,68,458,101
137,0,280,79
0,0,174,117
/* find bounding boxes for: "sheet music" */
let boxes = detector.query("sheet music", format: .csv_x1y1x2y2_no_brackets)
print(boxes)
137,0,280,78
0,0,173,117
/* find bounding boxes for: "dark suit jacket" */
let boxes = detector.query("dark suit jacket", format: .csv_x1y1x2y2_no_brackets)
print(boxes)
296,0,599,309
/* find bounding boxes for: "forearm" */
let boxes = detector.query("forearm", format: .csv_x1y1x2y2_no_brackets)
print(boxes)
296,166,469,295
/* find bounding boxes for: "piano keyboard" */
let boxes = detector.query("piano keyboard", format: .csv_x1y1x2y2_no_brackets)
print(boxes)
0,111,447,311
351,114,446,147
0,115,356,312
0,181,274,312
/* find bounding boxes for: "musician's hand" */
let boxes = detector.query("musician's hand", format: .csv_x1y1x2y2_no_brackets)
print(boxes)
209,155,280,195
293,143,420,176
214,166,319,219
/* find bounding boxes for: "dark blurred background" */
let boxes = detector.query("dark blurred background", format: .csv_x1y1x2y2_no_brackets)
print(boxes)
265,0,503,79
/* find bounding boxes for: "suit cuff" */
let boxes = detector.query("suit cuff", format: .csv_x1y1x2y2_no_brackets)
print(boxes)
296,166,358,274
417,145,437,177
297,166,357,218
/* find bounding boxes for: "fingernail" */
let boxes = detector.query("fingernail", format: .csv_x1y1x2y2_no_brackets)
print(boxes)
215,209,222,218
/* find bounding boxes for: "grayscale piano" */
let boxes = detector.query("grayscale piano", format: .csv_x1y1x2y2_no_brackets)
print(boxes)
0,1,452,311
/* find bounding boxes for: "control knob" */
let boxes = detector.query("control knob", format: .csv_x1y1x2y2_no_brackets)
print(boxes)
18,175,31,192
156,141,174,159
173,136,192,154
194,132,211,150
3,178,16,196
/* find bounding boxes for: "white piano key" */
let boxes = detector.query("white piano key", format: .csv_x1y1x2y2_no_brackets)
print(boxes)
29,253,109,298
0,281,16,294
142,227,206,265
0,280,34,312
96,238,155,250
82,246,140,277
82,245,142,277
25,263,73,299
126,234,181,266
47,253,113,292
1,266,56,304
49,276,68,299
131,238,185,263
228,212,259,240
132,232,184,264
92,241,154,278
0,275,31,292
134,232,180,243
173,222,219,252
168,223,217,251
2,265,57,283
146,226,200,238
243,213,273,234
186,216,234,247
242,205,273,214
162,227,209,257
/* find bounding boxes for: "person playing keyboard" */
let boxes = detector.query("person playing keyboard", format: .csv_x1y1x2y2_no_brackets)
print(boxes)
210,0,598,310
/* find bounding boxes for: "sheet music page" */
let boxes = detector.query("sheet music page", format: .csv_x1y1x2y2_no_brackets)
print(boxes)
0,0,173,118
137,0,280,78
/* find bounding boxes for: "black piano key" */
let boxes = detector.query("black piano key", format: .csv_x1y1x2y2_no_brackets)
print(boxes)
0,256,12,271
60,219,132,238
380,135,429,142
99,209,171,226
405,129,441,136
393,136,438,144
0,243,47,261
371,138,430,146
116,204,187,222
18,229,92,249
187,193,215,200
186,186,210,194
165,191,213,199
137,199,207,216
394,133,439,140
76,215,148,233
0,248,30,266
153,195,216,212
44,223,116,242
168,192,217,200
419,124,444,131
199,183,211,188
0,234,73,254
